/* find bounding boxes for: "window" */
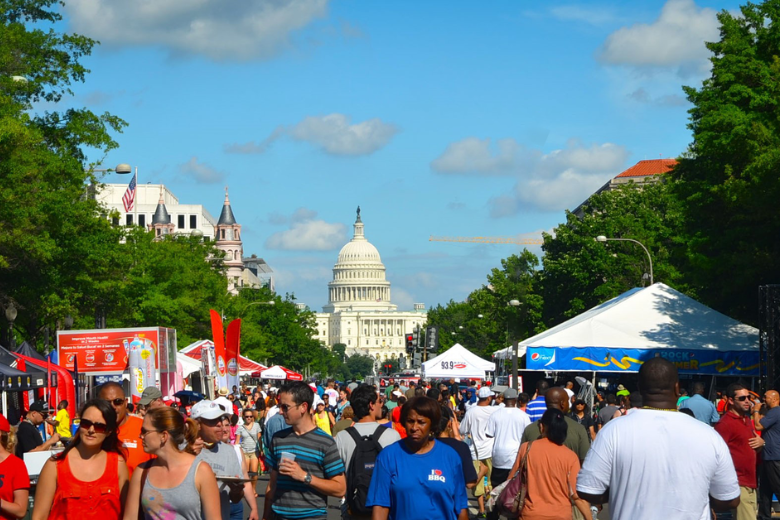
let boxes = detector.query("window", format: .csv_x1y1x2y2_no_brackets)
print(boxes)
126,214,133,226
348,340,351,345
348,329,351,335
138,214,146,227
365,339,369,345
375,339,379,345
221,229,225,240
190,215,197,229
178,215,185,229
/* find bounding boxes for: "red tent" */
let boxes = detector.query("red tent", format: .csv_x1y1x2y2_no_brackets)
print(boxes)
180,340,266,374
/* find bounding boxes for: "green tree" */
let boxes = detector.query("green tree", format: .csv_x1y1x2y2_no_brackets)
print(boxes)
671,0,780,325
0,0,126,347
540,181,686,327
426,251,544,359
343,354,375,379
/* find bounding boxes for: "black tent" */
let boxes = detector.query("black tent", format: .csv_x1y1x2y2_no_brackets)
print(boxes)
0,362,46,391
15,341,45,361
0,346,16,366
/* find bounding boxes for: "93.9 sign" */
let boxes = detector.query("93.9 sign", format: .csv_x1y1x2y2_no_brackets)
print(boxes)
441,361,467,370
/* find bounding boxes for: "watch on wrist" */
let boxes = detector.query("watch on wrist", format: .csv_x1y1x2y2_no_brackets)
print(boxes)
304,471,312,484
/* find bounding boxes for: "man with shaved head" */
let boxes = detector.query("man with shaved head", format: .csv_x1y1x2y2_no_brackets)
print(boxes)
520,386,589,462
577,357,740,520
753,389,780,520
98,381,152,475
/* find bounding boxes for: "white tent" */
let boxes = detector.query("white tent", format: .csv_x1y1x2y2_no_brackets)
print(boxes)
493,345,527,360
177,353,202,377
518,283,759,375
423,343,496,379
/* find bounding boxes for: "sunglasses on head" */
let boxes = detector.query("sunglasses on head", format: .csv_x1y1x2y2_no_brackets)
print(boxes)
80,418,108,433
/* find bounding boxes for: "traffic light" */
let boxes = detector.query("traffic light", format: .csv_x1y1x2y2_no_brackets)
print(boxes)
405,333,414,353
412,327,419,349
426,326,439,351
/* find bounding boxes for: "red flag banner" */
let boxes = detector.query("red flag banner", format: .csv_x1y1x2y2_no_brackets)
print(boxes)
226,319,242,391
210,310,228,391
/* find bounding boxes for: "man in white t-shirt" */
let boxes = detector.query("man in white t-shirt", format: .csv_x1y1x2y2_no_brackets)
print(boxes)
577,357,740,520
485,388,530,520
460,386,498,517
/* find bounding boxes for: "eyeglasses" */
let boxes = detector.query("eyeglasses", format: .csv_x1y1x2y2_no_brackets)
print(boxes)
139,427,161,438
243,415,254,420
279,403,301,413
105,398,126,407
79,419,108,433
735,395,751,402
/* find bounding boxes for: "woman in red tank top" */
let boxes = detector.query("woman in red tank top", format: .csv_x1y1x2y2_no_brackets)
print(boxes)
32,399,129,520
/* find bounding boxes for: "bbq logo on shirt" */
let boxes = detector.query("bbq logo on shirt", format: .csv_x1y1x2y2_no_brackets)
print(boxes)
428,469,446,483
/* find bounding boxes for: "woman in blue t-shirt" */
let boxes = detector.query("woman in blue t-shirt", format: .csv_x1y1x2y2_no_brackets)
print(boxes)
366,396,469,520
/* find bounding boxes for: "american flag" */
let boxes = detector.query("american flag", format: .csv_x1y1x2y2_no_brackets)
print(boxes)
122,175,136,212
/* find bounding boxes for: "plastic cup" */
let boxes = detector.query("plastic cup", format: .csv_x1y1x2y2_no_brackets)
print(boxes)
280,452,296,463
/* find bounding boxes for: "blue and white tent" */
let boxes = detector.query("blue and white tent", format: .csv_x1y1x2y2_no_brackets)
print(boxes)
517,283,759,376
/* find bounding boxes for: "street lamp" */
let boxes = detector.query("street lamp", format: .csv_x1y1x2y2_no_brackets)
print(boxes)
5,303,17,350
595,235,654,285
236,300,275,319
508,299,521,390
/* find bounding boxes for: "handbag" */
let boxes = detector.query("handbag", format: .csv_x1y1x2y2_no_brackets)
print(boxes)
497,440,534,519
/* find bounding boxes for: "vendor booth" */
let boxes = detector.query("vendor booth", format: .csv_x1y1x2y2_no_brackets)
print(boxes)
521,283,759,376
57,327,178,403
422,343,496,380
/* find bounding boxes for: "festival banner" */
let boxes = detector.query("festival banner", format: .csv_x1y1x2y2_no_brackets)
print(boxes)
225,319,242,391
526,346,760,376
210,310,228,390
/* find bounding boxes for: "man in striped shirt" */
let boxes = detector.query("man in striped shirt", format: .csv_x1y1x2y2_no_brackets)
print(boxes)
264,381,346,520
526,379,549,422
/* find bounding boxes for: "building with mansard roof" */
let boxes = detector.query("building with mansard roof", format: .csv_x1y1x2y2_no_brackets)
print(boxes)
314,209,427,365
96,183,273,293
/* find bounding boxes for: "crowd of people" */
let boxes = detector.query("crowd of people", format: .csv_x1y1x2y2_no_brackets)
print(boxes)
4,361,780,519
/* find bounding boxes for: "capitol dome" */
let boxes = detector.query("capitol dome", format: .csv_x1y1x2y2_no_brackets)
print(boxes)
323,208,397,313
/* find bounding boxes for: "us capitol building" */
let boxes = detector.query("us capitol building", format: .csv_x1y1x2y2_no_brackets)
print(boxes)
314,209,427,364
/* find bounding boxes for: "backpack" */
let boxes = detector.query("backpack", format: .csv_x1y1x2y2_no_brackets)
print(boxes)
345,426,387,516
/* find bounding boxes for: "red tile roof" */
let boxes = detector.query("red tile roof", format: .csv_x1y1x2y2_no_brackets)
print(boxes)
615,159,677,178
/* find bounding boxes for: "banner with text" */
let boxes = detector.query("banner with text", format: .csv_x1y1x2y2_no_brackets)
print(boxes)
210,310,228,391
526,346,759,376
225,319,241,391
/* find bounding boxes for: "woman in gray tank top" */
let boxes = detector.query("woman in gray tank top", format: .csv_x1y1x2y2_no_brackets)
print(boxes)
122,407,221,520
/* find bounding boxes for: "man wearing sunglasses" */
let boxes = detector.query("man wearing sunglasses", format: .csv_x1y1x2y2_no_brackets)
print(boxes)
15,401,60,457
715,383,764,520
97,382,151,475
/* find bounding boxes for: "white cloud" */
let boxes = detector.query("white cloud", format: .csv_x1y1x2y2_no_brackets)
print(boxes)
430,137,528,175
598,0,719,76
265,209,346,250
485,140,630,215
550,5,617,25
177,156,225,184
225,114,398,157
390,287,415,310
64,0,329,62
628,87,687,107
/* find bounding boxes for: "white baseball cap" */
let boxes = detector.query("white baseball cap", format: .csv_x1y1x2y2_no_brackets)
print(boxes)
477,387,495,399
191,400,227,421
214,396,234,415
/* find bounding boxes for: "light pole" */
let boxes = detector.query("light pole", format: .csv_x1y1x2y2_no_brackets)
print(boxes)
595,235,654,285
508,299,520,390
238,300,275,318
5,303,17,350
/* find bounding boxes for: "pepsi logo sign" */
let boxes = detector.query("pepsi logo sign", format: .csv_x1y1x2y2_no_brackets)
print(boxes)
531,353,540,361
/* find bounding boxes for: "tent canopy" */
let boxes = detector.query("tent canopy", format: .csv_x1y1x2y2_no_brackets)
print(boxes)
493,345,527,360
15,341,46,361
423,343,495,379
180,340,267,375
177,353,202,377
520,283,759,375
260,365,303,381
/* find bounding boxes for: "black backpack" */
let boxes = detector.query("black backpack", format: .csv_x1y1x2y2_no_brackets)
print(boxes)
345,426,387,516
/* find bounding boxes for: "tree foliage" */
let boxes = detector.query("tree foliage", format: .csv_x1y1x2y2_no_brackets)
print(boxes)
540,181,686,326
671,0,780,325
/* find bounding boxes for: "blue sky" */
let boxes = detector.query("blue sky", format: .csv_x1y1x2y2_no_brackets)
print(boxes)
57,0,741,312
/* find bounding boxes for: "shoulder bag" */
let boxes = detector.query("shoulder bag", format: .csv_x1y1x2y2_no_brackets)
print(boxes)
497,440,534,519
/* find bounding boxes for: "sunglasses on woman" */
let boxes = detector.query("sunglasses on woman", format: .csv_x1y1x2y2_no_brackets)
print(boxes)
79,419,108,433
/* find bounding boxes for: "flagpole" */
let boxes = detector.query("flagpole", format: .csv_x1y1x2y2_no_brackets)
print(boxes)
134,166,138,228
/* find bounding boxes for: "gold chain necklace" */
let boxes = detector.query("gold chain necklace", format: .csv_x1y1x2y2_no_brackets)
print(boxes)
642,406,678,412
